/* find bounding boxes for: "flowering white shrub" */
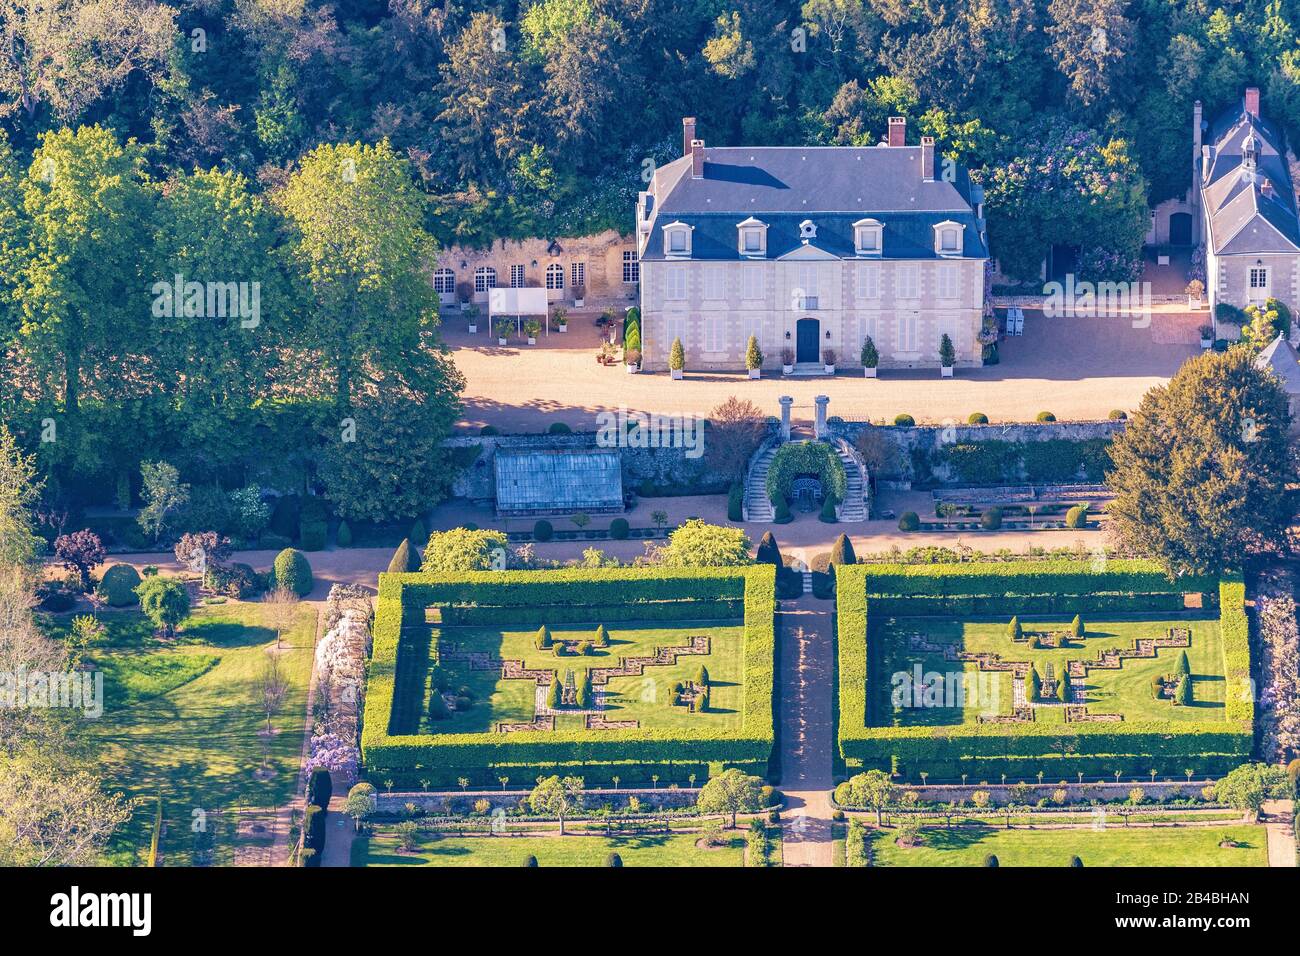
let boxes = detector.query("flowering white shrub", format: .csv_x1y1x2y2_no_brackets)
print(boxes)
1256,571,1300,763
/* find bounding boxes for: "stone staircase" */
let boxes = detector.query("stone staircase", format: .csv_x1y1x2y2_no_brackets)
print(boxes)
833,438,868,522
743,443,778,522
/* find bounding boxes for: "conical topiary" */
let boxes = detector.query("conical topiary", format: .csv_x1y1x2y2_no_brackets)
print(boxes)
830,533,856,567
536,625,552,650
1007,616,1022,641
756,531,783,566
336,520,353,547
388,539,412,575
595,624,609,647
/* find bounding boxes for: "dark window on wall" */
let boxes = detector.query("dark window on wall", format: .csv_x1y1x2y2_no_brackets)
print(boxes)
546,263,564,290
433,268,455,294
571,262,585,288
622,250,639,284
474,267,496,292
510,264,526,288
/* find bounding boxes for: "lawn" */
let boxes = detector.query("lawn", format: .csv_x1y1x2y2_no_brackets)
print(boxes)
359,830,746,867
867,824,1267,867
873,615,1225,726
42,599,317,866
407,621,745,734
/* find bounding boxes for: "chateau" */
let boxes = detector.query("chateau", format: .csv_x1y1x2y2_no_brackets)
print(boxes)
635,117,990,373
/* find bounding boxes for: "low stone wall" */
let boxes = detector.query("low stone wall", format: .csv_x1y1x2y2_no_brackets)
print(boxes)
831,419,1123,484
446,424,773,503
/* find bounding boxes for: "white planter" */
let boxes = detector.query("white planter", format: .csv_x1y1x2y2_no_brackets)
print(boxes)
468,324,477,334
497,337,507,346
574,298,585,308
864,367,878,378
1189,297,1203,309
557,324,567,333
782,364,794,375
527,336,537,345
747,368,761,379
941,366,954,378
824,364,836,374
670,368,684,380
625,363,639,374
1200,338,1212,349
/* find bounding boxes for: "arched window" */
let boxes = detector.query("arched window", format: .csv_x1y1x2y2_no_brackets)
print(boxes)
433,268,455,294
546,263,564,290
474,267,496,293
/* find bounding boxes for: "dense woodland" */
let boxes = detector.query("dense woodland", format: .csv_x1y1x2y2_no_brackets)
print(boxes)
1,0,1299,522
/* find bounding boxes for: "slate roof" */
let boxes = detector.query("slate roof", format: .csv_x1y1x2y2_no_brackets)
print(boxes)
494,447,624,516
641,147,988,261
1200,103,1300,255
1254,334,1300,395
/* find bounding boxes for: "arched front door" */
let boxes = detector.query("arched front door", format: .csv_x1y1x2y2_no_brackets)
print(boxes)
796,318,820,364
1169,212,1192,246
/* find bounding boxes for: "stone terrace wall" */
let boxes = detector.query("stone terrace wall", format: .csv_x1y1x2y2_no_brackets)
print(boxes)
831,419,1124,484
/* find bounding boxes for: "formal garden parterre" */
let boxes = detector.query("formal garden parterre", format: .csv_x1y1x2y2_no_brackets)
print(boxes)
837,560,1254,780
361,566,776,788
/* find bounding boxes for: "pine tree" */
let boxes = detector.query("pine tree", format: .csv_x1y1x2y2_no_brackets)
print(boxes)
1176,674,1193,706
1057,664,1070,703
1175,650,1190,679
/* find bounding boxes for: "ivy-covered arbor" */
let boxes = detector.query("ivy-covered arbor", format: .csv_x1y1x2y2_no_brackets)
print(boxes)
765,441,847,507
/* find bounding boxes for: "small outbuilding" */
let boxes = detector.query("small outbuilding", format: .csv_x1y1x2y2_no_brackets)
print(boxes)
1254,333,1300,432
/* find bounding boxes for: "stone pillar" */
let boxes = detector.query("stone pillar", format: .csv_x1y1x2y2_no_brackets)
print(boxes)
778,396,793,441
814,395,830,439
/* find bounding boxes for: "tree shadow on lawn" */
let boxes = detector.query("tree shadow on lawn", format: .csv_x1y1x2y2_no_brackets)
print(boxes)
891,825,998,853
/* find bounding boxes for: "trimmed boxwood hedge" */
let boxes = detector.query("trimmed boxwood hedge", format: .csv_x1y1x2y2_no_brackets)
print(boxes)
361,566,777,787
836,562,1253,780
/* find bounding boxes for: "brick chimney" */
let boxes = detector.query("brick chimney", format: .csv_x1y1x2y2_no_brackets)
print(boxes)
682,117,697,158
888,116,906,148
691,139,704,179
1245,87,1260,118
921,136,935,182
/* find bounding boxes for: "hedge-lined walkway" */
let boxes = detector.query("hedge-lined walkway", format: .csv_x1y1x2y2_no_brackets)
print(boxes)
1262,799,1297,867
778,595,835,866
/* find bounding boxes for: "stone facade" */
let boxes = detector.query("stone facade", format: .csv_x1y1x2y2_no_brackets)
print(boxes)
433,230,638,312
639,256,986,372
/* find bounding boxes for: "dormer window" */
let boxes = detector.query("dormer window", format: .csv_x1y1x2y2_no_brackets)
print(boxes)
799,219,817,241
933,220,963,257
853,218,882,256
663,220,692,257
737,217,767,257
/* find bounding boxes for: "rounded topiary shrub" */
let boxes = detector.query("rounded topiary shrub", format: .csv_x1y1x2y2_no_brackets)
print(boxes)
1108,409,1127,420
533,519,554,542
273,548,313,597
983,854,999,867
1065,505,1088,529
968,412,988,424
609,518,629,540
522,855,538,867
1036,411,1056,422
98,563,142,607
898,511,919,532
893,413,915,427
980,507,1002,530
480,425,500,436
548,422,571,435
606,852,623,867
819,494,838,523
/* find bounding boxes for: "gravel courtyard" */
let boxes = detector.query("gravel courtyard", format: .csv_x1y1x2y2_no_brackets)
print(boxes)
448,307,1203,433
